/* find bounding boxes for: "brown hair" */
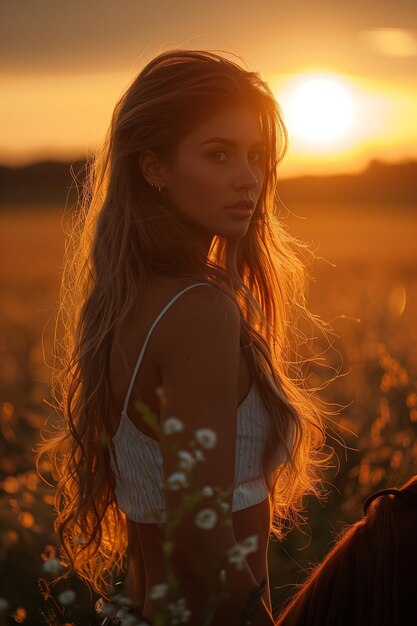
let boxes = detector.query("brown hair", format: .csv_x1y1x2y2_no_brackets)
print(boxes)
275,475,417,626
35,48,339,597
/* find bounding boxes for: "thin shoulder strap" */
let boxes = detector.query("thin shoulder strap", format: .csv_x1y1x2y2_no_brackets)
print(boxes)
122,282,213,415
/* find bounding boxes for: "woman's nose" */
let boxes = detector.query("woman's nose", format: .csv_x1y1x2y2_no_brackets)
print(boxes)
234,161,260,191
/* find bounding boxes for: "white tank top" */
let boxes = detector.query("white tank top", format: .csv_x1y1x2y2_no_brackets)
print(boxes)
109,282,291,523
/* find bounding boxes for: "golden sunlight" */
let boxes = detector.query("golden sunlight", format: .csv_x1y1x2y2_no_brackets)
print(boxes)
278,72,358,153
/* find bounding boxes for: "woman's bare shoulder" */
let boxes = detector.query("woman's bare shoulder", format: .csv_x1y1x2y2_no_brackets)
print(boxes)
151,279,239,370
148,275,236,332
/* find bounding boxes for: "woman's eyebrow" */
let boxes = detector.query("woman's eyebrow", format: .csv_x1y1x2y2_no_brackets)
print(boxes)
199,137,266,148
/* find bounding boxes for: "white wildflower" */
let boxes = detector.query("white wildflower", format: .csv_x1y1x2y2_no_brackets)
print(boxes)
195,428,217,449
42,557,64,574
193,448,205,462
57,589,76,605
195,507,218,530
163,416,184,435
115,609,140,626
177,450,196,470
220,501,230,513
201,485,214,497
226,545,246,570
150,583,169,600
241,534,258,553
0,598,9,612
167,471,188,490
226,534,259,570
121,615,141,626
168,596,192,623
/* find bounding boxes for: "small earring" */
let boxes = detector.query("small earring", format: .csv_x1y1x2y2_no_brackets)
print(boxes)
150,182,162,192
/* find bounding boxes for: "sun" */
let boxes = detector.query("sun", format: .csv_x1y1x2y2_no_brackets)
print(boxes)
279,73,357,152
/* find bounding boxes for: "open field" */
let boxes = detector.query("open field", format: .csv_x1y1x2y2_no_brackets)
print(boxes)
0,203,416,623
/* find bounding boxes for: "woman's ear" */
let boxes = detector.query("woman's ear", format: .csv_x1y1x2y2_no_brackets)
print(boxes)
139,149,166,188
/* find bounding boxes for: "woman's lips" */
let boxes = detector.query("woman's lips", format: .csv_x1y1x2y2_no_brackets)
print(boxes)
226,200,254,211
226,207,253,219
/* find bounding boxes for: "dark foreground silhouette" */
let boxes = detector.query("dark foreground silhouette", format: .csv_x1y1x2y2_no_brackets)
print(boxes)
275,474,417,626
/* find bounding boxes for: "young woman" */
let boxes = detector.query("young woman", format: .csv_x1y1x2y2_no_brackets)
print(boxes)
274,474,417,626
36,49,337,625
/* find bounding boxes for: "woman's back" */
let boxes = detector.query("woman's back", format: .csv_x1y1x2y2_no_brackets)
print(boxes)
108,272,273,621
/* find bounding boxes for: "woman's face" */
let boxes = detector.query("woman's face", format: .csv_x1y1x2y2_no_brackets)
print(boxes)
157,104,266,246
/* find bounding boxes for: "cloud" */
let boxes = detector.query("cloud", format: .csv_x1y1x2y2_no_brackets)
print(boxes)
359,28,417,58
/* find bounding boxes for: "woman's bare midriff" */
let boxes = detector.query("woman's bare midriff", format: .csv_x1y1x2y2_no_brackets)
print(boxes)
108,273,272,619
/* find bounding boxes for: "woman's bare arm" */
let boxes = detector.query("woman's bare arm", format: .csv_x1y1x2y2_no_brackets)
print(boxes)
156,286,274,625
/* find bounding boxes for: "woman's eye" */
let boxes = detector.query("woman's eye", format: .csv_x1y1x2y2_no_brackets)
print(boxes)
210,151,228,161
209,151,265,162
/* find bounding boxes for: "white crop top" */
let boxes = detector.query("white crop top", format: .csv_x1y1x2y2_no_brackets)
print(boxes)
109,282,292,523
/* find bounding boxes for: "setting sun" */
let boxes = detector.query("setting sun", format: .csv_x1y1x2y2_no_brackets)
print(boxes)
278,73,357,152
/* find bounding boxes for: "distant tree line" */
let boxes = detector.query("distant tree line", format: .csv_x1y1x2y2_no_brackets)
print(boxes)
0,157,416,207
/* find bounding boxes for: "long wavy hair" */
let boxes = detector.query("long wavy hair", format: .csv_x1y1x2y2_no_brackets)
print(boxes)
36,48,341,597
274,475,417,626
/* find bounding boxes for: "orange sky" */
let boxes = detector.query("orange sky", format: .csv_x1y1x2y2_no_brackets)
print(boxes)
1,0,416,177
